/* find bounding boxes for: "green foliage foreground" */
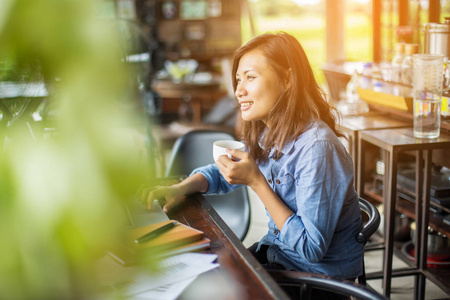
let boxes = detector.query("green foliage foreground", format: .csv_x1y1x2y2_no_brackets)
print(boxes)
0,0,154,298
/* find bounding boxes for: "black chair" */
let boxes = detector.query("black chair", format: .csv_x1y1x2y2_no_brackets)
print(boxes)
165,129,251,241
269,270,387,300
357,197,381,285
269,197,381,298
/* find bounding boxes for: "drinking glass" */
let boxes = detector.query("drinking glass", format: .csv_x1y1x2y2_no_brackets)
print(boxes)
412,54,444,138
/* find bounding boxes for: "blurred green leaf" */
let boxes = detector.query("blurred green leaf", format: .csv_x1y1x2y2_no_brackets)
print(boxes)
0,0,156,298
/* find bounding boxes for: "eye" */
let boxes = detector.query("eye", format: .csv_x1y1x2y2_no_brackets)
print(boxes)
247,75,256,81
235,77,241,84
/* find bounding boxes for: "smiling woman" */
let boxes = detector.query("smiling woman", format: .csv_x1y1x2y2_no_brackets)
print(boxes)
139,32,364,299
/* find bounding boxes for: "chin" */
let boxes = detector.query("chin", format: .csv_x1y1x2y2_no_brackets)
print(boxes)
242,112,264,122
241,115,254,122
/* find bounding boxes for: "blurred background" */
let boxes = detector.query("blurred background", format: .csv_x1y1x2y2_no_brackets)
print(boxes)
1,0,450,299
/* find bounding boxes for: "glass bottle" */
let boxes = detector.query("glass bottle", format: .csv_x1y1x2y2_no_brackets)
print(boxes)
359,62,373,89
391,43,405,83
178,94,194,122
401,43,420,86
337,71,369,116
442,58,450,118
442,89,450,118
345,70,360,101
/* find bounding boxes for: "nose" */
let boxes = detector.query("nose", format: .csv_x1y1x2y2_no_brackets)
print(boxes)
235,82,246,98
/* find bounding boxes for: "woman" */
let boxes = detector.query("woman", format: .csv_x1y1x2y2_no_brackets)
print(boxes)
140,32,363,282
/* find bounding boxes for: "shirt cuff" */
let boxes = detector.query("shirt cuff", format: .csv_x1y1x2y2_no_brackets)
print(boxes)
279,213,301,243
190,169,217,194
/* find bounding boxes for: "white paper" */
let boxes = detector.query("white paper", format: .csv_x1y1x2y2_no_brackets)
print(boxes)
130,277,197,300
124,253,219,298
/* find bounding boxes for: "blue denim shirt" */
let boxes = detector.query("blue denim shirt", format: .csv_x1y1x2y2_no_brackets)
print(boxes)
191,121,364,279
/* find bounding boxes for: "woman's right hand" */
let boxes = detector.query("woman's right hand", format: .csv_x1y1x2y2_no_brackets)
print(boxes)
138,173,209,213
138,185,185,212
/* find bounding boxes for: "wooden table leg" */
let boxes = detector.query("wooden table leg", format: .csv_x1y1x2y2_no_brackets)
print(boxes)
357,137,365,196
416,150,432,300
383,149,397,298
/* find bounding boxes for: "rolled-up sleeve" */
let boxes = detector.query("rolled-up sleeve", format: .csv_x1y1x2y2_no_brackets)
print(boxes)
190,164,242,194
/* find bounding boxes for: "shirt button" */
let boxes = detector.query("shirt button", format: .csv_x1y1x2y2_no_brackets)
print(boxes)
268,179,272,184
276,179,280,184
273,230,279,235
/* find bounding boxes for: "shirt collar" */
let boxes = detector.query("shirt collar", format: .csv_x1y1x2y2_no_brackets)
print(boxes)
269,138,296,159
259,132,296,159
259,121,318,159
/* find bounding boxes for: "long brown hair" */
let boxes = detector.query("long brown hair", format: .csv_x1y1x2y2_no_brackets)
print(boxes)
232,32,343,163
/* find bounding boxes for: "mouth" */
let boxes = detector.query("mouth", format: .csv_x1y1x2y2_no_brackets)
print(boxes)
240,101,254,108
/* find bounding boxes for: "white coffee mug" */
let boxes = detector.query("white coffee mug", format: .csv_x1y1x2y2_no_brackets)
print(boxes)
213,140,245,161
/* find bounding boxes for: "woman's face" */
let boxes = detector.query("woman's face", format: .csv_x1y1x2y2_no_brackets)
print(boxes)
235,49,282,125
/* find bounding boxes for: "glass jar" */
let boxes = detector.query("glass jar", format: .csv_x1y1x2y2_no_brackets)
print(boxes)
391,43,406,83
337,71,369,116
401,43,420,85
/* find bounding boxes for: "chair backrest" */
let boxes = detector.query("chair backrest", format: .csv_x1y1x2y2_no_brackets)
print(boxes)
165,130,235,177
165,129,251,241
356,197,381,286
269,270,388,300
357,197,381,244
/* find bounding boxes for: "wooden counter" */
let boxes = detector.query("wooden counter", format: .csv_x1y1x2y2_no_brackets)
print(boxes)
152,78,227,124
357,128,450,299
167,193,289,299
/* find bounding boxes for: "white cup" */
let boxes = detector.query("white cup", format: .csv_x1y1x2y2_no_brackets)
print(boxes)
213,140,245,161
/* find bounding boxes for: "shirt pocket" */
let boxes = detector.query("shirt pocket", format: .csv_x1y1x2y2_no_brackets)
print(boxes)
273,173,296,199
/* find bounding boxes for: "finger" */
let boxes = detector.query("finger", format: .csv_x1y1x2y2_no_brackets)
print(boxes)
139,185,156,204
217,167,233,184
146,192,157,210
163,203,171,213
215,156,229,170
217,154,235,168
142,186,163,209
217,154,231,162
139,187,150,204
226,149,247,160
216,159,234,180
163,198,179,213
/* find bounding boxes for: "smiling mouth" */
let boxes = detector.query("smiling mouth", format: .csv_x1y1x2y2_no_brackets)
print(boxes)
240,101,254,108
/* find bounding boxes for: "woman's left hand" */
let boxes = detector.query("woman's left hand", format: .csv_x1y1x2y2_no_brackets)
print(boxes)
215,149,265,188
217,149,293,230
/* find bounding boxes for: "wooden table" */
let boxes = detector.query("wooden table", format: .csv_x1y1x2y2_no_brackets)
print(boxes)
167,193,289,299
338,112,411,187
152,78,226,124
100,190,288,299
357,128,450,299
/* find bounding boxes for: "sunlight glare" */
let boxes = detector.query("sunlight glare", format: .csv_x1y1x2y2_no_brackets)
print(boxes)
352,0,370,4
291,0,322,6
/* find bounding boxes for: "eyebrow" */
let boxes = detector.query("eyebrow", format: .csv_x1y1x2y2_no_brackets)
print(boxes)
236,68,255,77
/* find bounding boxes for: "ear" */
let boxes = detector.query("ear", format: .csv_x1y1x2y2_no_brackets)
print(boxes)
284,68,293,90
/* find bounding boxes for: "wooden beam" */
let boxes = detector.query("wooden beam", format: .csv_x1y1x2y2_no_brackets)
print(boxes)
373,0,381,63
429,0,441,22
325,0,345,63
399,0,409,26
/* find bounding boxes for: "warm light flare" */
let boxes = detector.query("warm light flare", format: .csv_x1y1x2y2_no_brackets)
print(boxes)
291,0,322,5
352,0,370,4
